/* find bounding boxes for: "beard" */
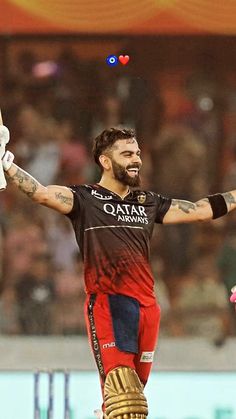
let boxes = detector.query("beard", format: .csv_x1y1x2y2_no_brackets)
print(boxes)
111,160,141,187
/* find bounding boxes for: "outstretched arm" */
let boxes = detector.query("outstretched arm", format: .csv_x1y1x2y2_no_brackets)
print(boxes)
163,192,236,224
4,160,74,215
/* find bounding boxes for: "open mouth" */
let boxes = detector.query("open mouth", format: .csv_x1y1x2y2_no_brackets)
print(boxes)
127,168,139,176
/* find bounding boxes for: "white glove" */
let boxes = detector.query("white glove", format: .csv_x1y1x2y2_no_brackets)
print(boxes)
0,125,10,158
2,150,14,171
0,125,10,190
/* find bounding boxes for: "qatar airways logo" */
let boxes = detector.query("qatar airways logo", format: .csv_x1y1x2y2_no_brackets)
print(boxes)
103,203,148,224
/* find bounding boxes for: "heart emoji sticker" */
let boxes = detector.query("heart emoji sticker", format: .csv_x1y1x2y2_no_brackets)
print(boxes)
119,55,130,65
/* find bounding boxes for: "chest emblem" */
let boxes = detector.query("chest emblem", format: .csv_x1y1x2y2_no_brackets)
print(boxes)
137,193,146,204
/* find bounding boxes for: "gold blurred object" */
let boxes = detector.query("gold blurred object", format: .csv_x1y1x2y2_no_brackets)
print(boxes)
104,367,148,419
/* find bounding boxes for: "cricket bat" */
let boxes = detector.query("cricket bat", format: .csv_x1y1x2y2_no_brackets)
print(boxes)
0,109,7,190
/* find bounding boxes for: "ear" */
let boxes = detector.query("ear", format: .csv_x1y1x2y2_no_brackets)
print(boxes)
99,154,112,171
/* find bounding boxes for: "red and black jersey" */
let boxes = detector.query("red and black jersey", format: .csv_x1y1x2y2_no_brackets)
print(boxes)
66,184,171,306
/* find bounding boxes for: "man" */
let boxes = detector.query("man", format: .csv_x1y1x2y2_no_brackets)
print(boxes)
1,125,236,418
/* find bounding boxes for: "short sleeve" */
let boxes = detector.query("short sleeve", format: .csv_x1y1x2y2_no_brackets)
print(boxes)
154,194,172,223
65,185,81,221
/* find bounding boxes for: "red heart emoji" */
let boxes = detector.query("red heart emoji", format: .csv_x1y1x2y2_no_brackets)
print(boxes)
119,55,130,65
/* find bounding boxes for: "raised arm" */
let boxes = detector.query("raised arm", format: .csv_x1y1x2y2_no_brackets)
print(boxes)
163,192,236,224
3,158,74,215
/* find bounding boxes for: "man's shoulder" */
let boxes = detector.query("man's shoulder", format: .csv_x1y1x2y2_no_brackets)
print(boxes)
130,189,159,203
69,184,95,193
129,190,172,213
69,184,113,200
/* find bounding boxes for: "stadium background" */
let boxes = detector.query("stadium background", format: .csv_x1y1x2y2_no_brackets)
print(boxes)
0,1,236,418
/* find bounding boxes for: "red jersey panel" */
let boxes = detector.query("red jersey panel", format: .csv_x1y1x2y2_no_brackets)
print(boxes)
66,184,171,306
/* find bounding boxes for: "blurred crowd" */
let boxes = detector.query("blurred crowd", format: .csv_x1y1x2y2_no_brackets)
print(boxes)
0,44,236,341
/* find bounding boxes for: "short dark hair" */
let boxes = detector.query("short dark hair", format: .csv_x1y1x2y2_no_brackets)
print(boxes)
92,127,136,168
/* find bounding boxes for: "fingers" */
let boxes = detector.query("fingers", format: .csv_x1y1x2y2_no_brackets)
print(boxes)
0,161,7,190
2,150,14,171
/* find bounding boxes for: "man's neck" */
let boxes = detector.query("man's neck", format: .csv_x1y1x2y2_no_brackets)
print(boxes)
98,177,129,199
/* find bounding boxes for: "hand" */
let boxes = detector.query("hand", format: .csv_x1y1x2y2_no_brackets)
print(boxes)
230,285,236,304
0,125,10,159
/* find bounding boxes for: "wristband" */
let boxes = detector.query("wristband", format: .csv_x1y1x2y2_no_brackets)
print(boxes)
2,150,14,171
207,193,228,219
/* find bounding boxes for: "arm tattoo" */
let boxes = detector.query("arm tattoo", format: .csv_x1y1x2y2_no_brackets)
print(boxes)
8,168,39,198
196,198,209,207
171,199,196,214
55,192,73,206
222,192,236,208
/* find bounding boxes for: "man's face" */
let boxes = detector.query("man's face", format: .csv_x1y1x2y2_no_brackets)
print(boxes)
110,138,142,187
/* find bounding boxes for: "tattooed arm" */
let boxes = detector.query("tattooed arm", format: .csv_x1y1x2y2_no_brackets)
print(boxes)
162,191,236,224
6,163,74,214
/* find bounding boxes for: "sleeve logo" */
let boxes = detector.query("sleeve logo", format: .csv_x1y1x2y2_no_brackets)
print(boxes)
140,351,154,362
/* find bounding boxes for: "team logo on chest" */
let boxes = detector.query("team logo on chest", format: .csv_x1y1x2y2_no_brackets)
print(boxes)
137,193,146,204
